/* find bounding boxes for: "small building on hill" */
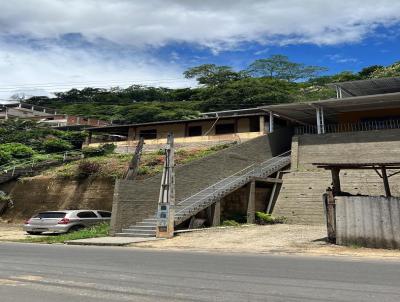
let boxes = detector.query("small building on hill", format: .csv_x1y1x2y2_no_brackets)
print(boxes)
85,108,288,152
0,101,110,128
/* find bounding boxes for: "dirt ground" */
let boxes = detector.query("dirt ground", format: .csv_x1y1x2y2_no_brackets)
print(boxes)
0,223,29,241
134,224,400,260
2,222,400,260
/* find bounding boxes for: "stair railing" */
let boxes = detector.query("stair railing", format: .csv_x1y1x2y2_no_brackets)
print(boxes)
175,163,256,206
175,151,291,220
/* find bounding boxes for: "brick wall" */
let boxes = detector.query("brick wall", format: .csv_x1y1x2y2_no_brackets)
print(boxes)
110,128,293,234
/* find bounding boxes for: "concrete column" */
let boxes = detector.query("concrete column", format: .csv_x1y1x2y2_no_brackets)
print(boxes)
259,115,265,134
247,180,256,223
207,200,221,226
320,107,325,134
290,136,299,170
269,112,274,133
316,107,321,134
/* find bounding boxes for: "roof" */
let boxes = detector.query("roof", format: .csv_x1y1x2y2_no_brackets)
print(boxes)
327,77,400,97
87,112,266,132
313,162,400,169
261,91,400,124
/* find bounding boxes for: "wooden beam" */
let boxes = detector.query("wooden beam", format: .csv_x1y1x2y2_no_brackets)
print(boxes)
381,167,392,197
331,168,341,196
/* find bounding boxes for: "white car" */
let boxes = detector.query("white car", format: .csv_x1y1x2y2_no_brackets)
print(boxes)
23,210,111,235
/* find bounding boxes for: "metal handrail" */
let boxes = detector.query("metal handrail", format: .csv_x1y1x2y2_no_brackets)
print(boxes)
175,163,256,206
295,119,400,135
175,151,291,217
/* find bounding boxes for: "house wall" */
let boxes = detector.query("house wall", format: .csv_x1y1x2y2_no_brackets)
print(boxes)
129,116,265,141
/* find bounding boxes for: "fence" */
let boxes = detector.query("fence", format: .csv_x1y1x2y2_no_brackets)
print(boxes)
295,119,400,135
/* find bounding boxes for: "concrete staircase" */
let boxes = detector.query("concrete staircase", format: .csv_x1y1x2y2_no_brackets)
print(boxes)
116,152,291,237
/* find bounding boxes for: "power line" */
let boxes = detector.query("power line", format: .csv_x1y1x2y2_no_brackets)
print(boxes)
0,78,194,92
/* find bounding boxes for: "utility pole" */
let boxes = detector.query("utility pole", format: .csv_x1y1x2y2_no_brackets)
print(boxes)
156,133,175,238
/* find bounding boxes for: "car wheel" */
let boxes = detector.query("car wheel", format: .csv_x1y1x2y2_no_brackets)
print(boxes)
68,225,85,233
27,231,42,235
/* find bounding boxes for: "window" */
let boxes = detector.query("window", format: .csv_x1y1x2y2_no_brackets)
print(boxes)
139,129,157,139
249,117,261,132
188,126,202,137
77,211,98,218
215,123,235,135
35,212,66,219
98,211,111,218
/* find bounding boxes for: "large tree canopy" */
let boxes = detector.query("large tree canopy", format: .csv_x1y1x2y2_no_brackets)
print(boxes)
183,64,246,87
247,55,327,81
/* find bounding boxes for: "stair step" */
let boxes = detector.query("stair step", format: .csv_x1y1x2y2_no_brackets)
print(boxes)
116,232,155,238
126,225,156,230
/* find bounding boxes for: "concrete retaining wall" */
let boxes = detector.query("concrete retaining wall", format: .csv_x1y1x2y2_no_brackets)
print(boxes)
292,129,400,170
110,128,293,234
336,196,400,249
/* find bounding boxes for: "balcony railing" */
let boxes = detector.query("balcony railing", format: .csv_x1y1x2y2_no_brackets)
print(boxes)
295,119,400,135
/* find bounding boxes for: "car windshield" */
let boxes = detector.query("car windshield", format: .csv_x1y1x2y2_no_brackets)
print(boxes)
34,212,66,219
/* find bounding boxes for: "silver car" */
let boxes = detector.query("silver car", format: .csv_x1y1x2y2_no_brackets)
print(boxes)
23,210,111,235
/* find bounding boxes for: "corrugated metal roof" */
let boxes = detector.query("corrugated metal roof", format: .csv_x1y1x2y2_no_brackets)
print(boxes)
327,77,400,97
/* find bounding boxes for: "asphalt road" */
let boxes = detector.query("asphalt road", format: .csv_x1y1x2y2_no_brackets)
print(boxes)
1,243,400,302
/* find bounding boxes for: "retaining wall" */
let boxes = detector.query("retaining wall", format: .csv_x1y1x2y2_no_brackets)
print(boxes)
0,177,114,222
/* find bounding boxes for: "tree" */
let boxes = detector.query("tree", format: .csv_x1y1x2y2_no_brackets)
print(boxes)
247,55,327,81
183,64,245,86
358,65,383,79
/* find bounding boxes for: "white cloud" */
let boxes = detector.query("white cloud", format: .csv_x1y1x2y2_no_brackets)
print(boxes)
0,41,192,98
0,0,399,48
0,0,399,96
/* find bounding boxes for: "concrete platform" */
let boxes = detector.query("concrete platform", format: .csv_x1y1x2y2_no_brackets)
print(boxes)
65,236,163,246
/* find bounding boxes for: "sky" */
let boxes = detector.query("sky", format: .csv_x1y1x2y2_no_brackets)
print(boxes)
0,0,400,98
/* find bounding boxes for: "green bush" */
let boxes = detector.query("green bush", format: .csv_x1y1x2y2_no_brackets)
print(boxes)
82,143,116,157
255,212,287,225
221,220,241,227
43,138,73,153
0,143,35,159
0,150,13,165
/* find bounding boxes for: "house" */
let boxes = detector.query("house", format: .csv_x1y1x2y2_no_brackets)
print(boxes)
0,101,110,128
85,108,288,151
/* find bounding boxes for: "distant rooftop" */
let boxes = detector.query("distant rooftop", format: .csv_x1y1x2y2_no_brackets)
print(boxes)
327,77,400,98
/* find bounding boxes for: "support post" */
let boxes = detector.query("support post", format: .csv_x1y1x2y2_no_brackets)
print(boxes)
156,133,175,238
331,168,341,196
207,201,221,226
259,115,265,134
381,167,391,197
247,180,256,223
320,107,325,134
316,107,321,134
269,111,274,133
324,189,336,243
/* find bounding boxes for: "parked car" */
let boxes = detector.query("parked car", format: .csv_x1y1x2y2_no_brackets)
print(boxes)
23,210,111,235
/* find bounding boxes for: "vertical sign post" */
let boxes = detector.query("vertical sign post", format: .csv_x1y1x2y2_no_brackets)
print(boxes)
156,133,175,238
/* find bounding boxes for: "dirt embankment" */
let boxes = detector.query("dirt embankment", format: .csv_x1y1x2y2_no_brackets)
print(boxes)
0,177,114,222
